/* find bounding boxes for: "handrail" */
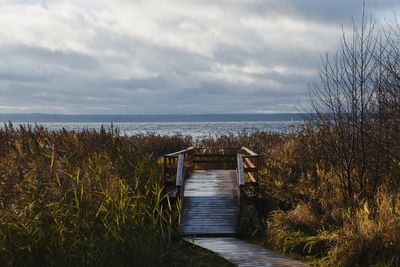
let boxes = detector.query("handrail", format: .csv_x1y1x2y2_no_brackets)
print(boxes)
241,147,258,156
240,147,259,185
163,146,259,199
163,147,193,190
163,146,259,233
165,146,195,157
195,146,241,150
193,153,237,157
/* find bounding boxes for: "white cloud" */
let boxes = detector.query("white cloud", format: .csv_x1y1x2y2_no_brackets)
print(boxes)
0,0,398,114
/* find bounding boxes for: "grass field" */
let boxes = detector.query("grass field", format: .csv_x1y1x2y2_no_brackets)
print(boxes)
0,123,234,266
1,123,399,266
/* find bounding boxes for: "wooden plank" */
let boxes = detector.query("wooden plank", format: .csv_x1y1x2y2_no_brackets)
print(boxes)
181,170,238,236
195,147,241,149
193,160,236,164
243,157,256,169
186,237,306,267
184,172,236,197
246,172,256,183
243,155,258,159
165,146,195,157
241,147,258,156
176,153,185,187
237,154,245,186
193,154,237,157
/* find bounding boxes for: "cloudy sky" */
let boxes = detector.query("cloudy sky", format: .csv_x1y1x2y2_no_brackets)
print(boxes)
0,0,399,114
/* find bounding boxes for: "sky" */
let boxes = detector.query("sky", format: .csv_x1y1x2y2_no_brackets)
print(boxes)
0,0,399,114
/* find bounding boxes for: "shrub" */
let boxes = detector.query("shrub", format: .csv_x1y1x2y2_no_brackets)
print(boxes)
266,203,335,258
329,191,400,267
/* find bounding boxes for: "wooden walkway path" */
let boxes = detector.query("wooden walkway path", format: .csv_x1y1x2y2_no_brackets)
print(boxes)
163,147,306,267
181,170,238,235
186,237,305,267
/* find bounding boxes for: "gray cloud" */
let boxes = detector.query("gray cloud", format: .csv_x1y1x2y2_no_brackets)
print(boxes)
0,0,399,114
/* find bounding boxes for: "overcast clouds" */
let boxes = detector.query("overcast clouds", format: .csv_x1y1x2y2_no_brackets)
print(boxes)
0,0,399,114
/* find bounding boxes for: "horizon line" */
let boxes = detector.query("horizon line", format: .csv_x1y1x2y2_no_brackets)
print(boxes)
0,112,311,116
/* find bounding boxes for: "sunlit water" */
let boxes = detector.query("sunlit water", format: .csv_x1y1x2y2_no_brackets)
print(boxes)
7,120,303,139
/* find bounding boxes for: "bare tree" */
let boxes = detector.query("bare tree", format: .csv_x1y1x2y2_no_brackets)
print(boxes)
308,6,385,210
378,17,400,205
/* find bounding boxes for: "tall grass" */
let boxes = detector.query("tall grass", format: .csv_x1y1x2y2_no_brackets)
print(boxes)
0,123,196,266
197,130,400,266
2,122,398,266
256,130,400,266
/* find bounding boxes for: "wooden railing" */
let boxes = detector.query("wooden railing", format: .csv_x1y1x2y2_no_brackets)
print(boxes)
236,147,259,206
236,154,245,205
175,153,185,198
241,147,259,185
192,147,239,169
163,147,195,199
163,146,259,201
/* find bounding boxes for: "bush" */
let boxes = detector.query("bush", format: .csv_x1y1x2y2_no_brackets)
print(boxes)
266,203,335,258
260,133,400,266
329,191,400,267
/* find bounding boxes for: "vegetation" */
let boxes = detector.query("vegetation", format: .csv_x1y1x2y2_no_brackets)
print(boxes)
0,123,234,266
236,8,400,267
1,6,400,267
190,8,400,267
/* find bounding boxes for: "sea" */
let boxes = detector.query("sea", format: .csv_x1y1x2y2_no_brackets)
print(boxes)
0,113,307,139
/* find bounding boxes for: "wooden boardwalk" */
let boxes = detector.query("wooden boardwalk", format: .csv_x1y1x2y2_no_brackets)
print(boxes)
163,147,306,267
186,237,305,267
181,170,238,235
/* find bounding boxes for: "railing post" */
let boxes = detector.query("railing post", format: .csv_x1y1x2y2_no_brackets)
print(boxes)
237,153,246,230
255,155,259,184
163,155,167,187
176,153,185,201
237,153,245,205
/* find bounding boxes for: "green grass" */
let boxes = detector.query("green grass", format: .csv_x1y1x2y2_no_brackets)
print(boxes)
169,241,235,267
